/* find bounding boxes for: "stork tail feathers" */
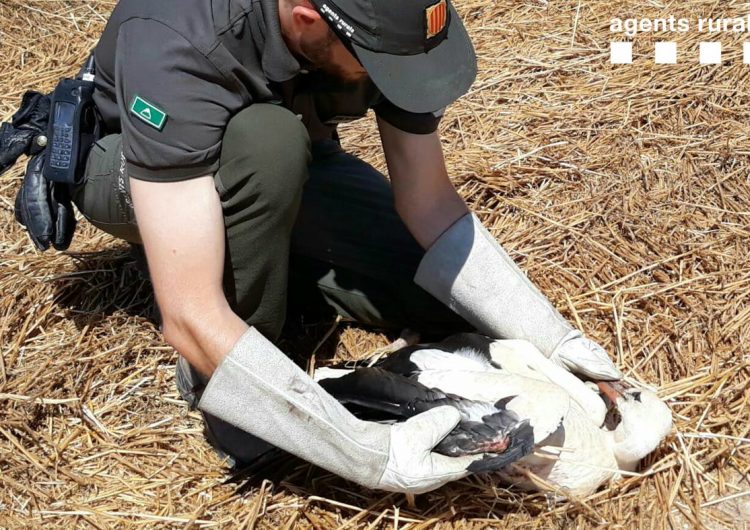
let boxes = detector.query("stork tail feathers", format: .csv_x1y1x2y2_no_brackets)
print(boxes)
465,419,535,473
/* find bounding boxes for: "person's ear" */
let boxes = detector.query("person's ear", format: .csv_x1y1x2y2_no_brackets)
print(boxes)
291,4,322,30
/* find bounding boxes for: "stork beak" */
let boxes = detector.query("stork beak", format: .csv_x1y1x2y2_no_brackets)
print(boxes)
597,381,624,403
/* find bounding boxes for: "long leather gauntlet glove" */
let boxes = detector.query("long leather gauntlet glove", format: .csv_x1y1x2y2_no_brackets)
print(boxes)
198,327,485,494
414,213,622,381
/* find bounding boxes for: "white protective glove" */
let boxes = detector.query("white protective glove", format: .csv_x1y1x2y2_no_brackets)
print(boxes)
198,327,485,494
414,213,622,381
551,331,622,381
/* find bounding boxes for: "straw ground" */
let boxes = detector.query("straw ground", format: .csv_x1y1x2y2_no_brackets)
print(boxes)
1,0,749,528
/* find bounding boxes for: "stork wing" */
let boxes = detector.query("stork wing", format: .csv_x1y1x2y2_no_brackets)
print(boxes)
316,367,534,467
415,370,571,445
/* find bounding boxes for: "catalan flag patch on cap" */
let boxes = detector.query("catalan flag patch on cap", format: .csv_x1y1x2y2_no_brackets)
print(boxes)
425,0,447,39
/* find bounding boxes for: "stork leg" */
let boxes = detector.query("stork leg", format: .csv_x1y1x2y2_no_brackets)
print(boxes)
387,328,421,351
365,329,421,366
404,493,417,508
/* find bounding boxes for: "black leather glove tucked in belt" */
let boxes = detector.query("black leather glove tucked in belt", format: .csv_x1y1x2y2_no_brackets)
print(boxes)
0,91,49,174
14,152,77,251
2,91,77,251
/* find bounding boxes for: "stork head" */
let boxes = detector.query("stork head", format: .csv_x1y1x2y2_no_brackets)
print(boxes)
598,382,672,470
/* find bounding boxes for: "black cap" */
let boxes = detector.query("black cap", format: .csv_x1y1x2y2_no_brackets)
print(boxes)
309,0,477,113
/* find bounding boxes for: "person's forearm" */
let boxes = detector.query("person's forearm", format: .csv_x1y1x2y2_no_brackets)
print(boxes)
161,302,248,378
395,178,468,249
129,174,250,379
377,118,469,248
378,119,620,380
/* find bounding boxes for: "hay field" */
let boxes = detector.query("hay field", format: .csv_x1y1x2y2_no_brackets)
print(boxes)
1,0,749,528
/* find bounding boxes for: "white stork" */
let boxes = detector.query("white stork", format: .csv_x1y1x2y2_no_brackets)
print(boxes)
315,333,672,497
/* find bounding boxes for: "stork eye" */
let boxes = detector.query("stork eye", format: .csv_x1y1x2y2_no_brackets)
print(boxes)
631,391,642,402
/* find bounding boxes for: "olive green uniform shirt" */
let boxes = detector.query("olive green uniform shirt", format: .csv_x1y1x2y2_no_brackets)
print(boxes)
92,0,443,182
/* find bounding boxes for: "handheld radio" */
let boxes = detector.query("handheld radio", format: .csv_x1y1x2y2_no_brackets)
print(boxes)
43,55,100,185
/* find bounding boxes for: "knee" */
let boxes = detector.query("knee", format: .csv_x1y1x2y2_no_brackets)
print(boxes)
220,104,311,214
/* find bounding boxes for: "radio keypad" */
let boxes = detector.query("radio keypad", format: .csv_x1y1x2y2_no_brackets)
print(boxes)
50,124,74,169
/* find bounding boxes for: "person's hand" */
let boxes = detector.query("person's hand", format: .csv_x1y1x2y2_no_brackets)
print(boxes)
376,406,485,493
14,152,77,251
0,91,50,176
550,333,622,381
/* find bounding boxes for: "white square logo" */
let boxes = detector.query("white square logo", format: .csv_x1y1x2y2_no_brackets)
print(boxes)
744,42,750,64
610,42,632,64
699,42,722,64
655,42,677,64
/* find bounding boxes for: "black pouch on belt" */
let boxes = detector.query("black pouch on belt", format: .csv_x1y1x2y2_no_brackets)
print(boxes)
43,55,103,186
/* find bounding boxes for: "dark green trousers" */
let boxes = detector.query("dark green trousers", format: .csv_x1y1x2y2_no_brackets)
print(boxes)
73,103,466,340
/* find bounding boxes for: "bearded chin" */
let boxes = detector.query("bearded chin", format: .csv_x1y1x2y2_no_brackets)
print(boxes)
325,65,368,85
300,34,367,85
